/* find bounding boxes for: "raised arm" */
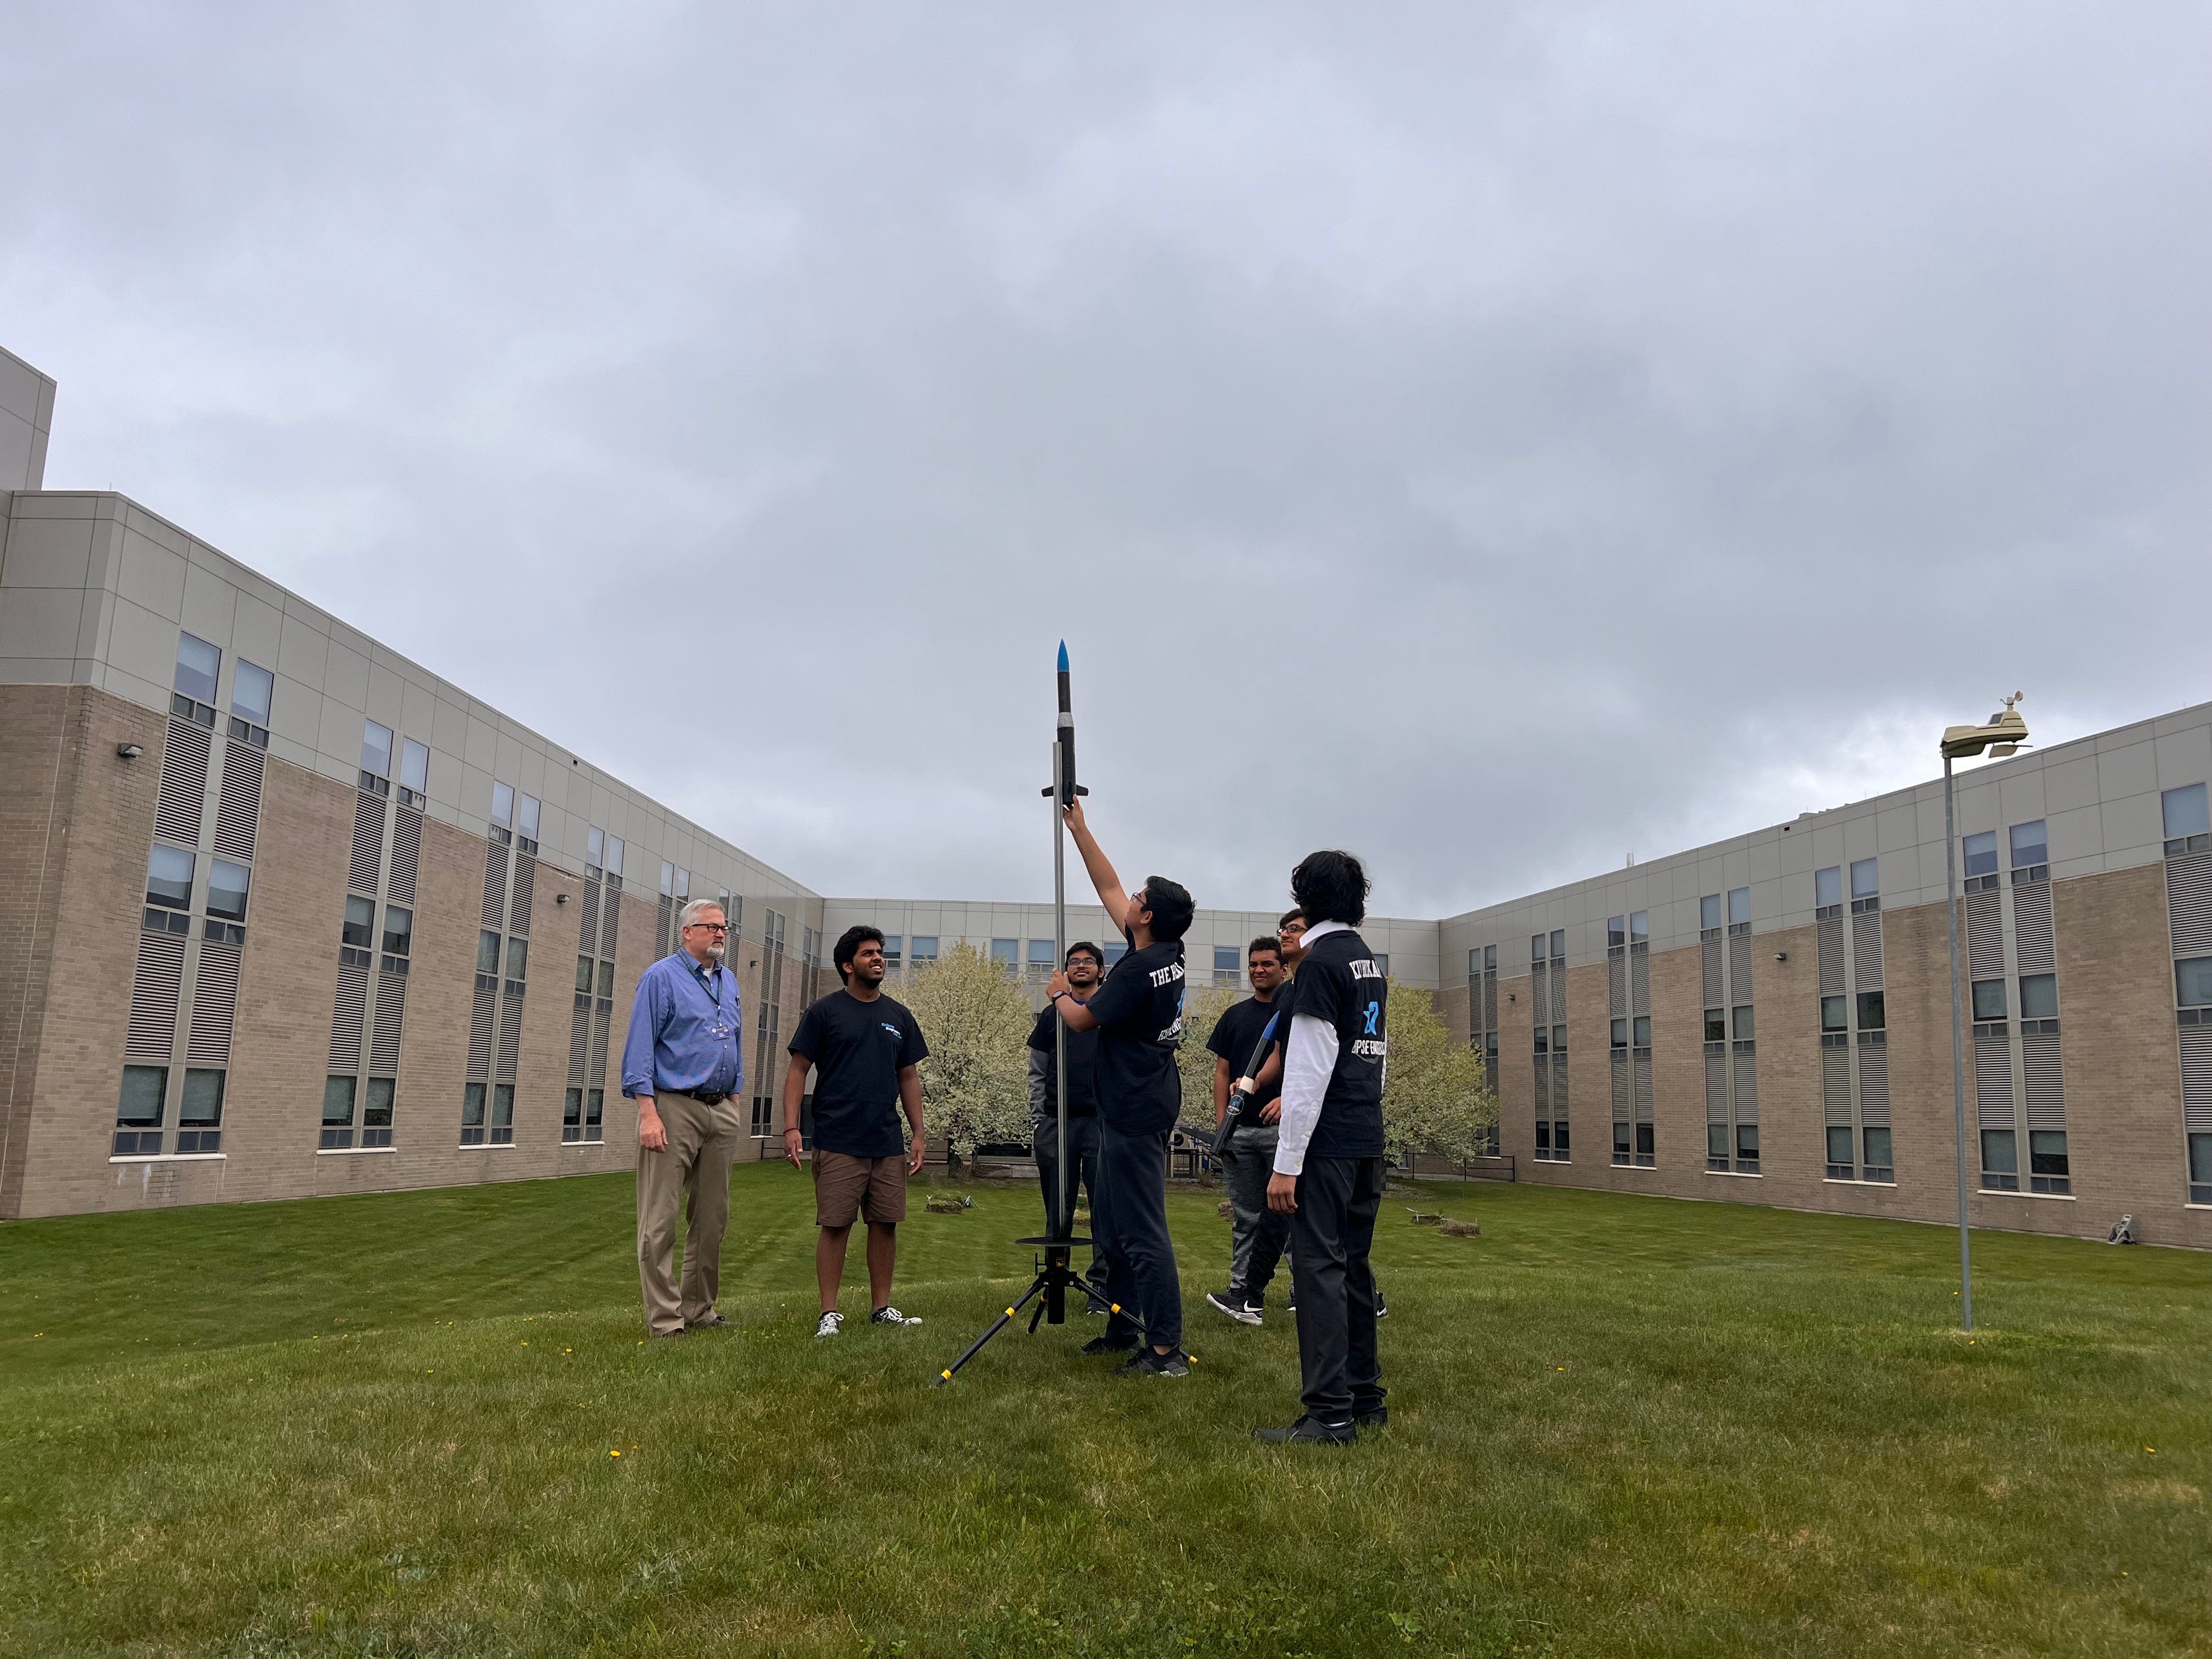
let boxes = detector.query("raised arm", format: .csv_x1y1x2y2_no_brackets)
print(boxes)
1062,798,1131,929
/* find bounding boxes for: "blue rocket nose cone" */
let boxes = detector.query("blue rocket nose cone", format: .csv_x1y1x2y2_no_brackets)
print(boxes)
1057,641,1069,672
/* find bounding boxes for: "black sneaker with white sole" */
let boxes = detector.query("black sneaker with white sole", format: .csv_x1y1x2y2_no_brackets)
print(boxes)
1119,1346,1192,1378
1205,1288,1262,1326
1252,1414,1355,1444
870,1305,922,1327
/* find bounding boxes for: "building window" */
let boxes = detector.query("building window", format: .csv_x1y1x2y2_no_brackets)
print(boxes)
1972,979,2007,1020
605,836,625,881
361,720,394,781
115,1065,168,1156
146,844,195,910
172,632,221,725
2028,1129,2071,1195
321,1075,357,1148
491,782,515,838
177,1069,225,1153
991,938,1018,971
206,858,251,923
1980,1128,2018,1190
1727,888,1750,930
1700,895,1722,934
1861,1127,1893,1182
461,1081,487,1145
1705,1008,1726,1042
1213,945,1240,986
398,738,429,808
516,794,541,855
1850,859,1881,911
2019,973,2059,1022
883,935,902,970
1857,991,1886,1030
1821,995,1847,1033
1103,940,1126,966
1815,866,1842,918
362,1077,396,1148
2164,783,2210,857
910,936,939,964
506,938,529,981
381,905,413,971
586,826,605,874
1963,832,1999,892
2179,957,2212,1008
230,658,274,747
2010,819,2047,873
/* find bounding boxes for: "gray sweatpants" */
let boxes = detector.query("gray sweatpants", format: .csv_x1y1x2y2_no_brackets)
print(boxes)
1222,1127,1293,1302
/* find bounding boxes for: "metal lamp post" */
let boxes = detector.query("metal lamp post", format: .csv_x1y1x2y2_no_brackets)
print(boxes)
1939,693,2029,1333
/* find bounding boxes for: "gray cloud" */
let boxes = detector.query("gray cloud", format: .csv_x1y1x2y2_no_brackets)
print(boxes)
7,3,2207,916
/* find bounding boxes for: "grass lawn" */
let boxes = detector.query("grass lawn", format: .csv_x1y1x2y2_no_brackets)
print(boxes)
3,1166,2208,1658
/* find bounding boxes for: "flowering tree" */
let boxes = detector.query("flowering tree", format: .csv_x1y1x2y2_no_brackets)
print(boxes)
899,941,1034,1157
1380,979,1499,1163
1175,981,1244,1131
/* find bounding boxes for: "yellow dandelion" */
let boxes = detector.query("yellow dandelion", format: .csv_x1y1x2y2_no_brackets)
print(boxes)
611,1449,620,1458
2146,1446,2157,1454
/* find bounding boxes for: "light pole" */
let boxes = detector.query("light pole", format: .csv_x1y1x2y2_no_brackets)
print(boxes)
1939,693,2029,1333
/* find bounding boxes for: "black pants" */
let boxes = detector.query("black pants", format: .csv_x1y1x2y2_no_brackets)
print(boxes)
1094,1120,1182,1350
1032,1113,1108,1287
1289,1155,1386,1421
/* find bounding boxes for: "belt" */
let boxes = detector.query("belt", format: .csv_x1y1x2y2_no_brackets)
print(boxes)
675,1088,731,1106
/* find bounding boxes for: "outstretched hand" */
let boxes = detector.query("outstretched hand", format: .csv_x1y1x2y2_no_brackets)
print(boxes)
1060,797,1088,837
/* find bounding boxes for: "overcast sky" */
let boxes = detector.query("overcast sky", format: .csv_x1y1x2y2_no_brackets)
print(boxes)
7,4,2208,916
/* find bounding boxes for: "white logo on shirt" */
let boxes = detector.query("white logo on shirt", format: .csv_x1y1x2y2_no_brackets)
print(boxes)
1148,961,1185,988
1350,959,1382,980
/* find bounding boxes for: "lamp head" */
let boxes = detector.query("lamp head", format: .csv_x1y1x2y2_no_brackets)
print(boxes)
1940,693,2030,760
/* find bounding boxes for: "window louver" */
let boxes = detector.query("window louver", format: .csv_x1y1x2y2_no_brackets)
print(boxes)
1857,1042,1890,1127
1610,1050,1629,1120
467,981,496,1077
1822,1047,1851,1126
1532,1057,1549,1115
2167,853,2212,955
2022,1030,2065,1131
1531,972,1549,1025
329,959,369,1070
1974,1030,2013,1128
568,997,590,1086
1607,956,1626,1018
2181,1027,2212,1133
1549,961,1565,1018
496,991,524,1080
578,882,600,952
212,743,262,860
155,718,212,844
1731,1049,1758,1125
126,933,187,1063
387,808,422,907
1965,891,2004,979
1705,1052,1728,1124
370,972,407,1074
1633,1056,1652,1122
509,855,536,938
1702,939,1723,1008
1551,1057,1568,1119
481,843,508,929
1818,917,1845,996
589,1002,612,1092
600,890,622,958
186,940,242,1065
2012,880,2056,973
1727,934,1753,1005
1850,912,1883,990
1629,946,1650,1016
348,790,385,895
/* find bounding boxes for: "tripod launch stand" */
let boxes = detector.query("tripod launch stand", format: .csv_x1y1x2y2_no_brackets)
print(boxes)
934,646,1116,1386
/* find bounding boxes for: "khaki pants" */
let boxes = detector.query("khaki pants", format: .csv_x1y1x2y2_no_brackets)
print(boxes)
636,1091,742,1335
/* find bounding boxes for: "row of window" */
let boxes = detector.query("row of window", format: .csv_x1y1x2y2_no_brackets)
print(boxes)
173,630,274,747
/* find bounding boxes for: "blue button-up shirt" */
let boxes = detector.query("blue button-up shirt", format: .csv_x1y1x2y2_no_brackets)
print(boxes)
622,951,744,1099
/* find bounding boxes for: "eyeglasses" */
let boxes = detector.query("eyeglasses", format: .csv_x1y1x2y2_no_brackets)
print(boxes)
687,922,730,934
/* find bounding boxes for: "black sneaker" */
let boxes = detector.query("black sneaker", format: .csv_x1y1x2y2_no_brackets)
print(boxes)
1374,1289,1389,1320
870,1305,922,1327
1205,1288,1262,1327
1119,1346,1192,1378
1355,1405,1389,1429
1082,1334,1138,1357
1252,1414,1355,1444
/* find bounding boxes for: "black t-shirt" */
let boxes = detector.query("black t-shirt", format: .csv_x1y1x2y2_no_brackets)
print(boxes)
788,989,928,1158
1207,992,1288,1109
1293,928,1387,1159
1082,935,1186,1135
1027,1004,1101,1118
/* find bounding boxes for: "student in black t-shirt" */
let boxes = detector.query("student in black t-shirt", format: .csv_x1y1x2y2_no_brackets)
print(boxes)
1045,797,1194,1378
1028,940,1110,1291
1254,852,1389,1445
1203,934,1294,1325
781,927,929,1340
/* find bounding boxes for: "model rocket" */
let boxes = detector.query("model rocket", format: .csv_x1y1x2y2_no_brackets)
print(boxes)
1050,640,1086,806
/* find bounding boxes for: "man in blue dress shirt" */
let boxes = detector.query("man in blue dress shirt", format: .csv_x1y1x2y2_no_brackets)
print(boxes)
622,897,746,1338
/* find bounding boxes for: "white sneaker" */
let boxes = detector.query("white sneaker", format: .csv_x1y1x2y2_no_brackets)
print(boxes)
871,1305,922,1327
815,1311,843,1339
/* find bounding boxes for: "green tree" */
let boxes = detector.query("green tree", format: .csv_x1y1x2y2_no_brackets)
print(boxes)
1175,981,1244,1130
1380,979,1498,1164
900,941,1033,1158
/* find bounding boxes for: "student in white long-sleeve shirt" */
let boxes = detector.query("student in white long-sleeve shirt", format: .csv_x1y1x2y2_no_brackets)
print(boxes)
1252,850,1389,1445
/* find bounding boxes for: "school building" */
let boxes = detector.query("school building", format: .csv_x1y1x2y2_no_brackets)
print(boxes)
3,342,2207,1246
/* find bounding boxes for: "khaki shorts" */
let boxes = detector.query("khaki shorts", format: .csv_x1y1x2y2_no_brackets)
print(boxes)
813,1149,909,1227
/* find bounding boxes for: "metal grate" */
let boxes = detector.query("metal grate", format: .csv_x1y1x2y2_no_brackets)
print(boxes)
1974,1029,2015,1128
656,894,675,958
1705,1052,1728,1123
1610,1049,1629,1121
496,988,524,1080
329,960,369,1070
1857,1040,1890,1127
387,808,422,907
1531,970,1549,1026
2167,853,2212,955
185,940,242,1065
1731,1049,1758,1125
481,844,509,929
369,972,407,1074
600,889,622,958
1965,891,2004,979
590,1002,612,1091
578,881,600,953
2022,1029,2064,1130
347,790,385,895
212,743,263,860
467,981,496,1077
1728,934,1753,1006
510,855,536,938
1552,1057,1568,1120
2012,879,2056,973
1532,1056,1549,1115
1702,939,1723,1008
568,998,590,1086
155,718,212,845
1818,917,1845,996
1633,1053,1652,1121
1549,961,1566,1019
1851,911,1884,991
126,933,187,1063
1823,1047,1851,1126
1630,944,1650,1015
1607,955,1626,1018
1481,976,1496,1032
2182,1026,2212,1133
